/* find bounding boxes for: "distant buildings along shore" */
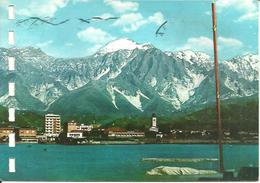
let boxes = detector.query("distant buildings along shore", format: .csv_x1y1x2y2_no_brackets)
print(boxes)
1,113,255,144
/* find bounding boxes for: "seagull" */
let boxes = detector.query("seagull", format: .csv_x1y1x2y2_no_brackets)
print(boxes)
16,17,70,26
104,17,119,20
91,16,103,20
78,16,119,23
91,16,119,21
78,18,91,23
155,20,168,37
96,16,119,21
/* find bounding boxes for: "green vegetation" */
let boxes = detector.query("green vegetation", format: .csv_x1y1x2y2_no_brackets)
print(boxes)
0,106,44,132
171,96,258,132
0,96,258,133
105,96,259,132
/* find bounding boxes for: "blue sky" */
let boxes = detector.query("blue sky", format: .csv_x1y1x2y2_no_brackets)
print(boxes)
0,0,258,59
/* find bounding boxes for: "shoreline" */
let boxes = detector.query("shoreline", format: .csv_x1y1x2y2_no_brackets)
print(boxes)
0,139,258,145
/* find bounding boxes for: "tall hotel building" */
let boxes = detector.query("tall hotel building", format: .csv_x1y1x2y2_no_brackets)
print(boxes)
45,114,61,137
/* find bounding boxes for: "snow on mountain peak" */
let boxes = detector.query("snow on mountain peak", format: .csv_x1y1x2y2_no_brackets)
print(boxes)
98,38,152,54
236,54,258,64
173,50,211,63
223,54,259,79
14,46,45,55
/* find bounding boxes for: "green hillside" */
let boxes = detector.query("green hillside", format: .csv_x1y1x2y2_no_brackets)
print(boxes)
106,96,259,132
0,106,44,132
0,96,258,133
167,96,258,131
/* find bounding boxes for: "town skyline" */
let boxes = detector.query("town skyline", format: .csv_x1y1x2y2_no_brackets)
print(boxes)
0,110,258,145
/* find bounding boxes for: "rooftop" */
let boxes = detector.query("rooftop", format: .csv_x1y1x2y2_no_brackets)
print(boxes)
0,127,14,130
45,114,60,117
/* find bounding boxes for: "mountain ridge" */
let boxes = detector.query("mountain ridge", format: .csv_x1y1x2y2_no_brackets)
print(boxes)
0,39,258,116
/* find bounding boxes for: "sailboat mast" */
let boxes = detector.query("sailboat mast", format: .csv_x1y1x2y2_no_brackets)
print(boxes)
211,1,224,172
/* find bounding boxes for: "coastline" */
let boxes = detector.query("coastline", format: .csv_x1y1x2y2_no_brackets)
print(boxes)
0,139,258,145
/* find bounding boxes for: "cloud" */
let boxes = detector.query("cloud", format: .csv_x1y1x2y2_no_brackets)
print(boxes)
77,27,115,54
218,36,243,48
17,0,69,17
36,40,53,48
217,0,257,22
217,0,257,12
77,27,115,44
113,12,165,32
113,13,147,32
177,36,213,53
99,13,114,19
177,36,243,53
73,0,90,3
0,0,8,8
86,44,103,55
148,12,165,26
104,0,139,13
235,11,258,22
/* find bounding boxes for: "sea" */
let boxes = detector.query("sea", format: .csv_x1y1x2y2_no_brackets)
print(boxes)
0,144,258,181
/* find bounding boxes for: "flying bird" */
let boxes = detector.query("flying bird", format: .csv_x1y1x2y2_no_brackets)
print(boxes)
78,16,119,23
78,18,91,23
16,17,70,26
91,16,104,20
105,17,119,20
91,16,119,21
155,20,168,37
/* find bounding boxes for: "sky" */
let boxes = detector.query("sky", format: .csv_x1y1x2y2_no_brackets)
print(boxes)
0,0,258,60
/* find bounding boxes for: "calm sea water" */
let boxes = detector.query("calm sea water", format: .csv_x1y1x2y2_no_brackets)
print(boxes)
0,144,258,181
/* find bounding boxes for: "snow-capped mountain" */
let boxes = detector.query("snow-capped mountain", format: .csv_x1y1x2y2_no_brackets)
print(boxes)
97,38,153,54
0,38,258,116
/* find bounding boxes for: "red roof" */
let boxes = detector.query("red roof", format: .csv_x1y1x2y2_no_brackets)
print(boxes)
0,127,14,130
70,130,84,133
105,127,127,132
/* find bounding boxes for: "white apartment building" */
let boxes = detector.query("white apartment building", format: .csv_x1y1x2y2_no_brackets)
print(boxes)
45,114,61,137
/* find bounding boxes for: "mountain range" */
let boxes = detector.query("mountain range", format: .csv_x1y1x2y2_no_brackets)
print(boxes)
0,38,258,117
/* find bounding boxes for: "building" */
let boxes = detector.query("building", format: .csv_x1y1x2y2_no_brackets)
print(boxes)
18,128,38,143
67,131,84,139
149,113,159,132
65,121,94,133
66,121,78,133
65,121,93,139
156,132,163,138
0,128,14,138
106,127,144,138
92,123,101,129
105,127,127,133
77,124,93,131
36,134,47,143
19,128,36,137
45,114,61,137
108,131,145,138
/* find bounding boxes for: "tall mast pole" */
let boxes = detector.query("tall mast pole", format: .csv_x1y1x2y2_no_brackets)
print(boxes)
211,1,224,172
